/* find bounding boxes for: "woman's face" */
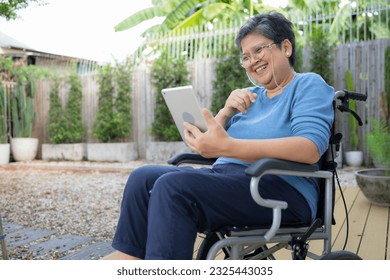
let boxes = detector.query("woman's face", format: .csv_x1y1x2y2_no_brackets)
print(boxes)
240,33,292,89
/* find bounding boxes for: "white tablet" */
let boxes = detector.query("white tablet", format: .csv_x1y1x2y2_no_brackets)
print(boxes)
161,85,207,143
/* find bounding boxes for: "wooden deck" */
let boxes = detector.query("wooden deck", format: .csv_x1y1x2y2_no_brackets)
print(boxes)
193,186,390,260
328,186,389,260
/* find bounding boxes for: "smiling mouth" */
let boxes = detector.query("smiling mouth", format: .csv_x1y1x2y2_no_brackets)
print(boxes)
255,64,267,73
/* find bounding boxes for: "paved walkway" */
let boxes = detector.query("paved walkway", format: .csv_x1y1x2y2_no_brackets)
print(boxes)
2,221,114,260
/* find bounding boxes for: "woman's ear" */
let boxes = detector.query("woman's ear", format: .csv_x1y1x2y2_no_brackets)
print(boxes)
282,39,292,56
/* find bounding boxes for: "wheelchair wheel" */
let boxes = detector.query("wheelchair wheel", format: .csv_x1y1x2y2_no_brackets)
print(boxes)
196,232,229,260
196,232,271,260
319,250,362,260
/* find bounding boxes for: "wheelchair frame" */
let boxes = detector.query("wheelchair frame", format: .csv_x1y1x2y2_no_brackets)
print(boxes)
168,89,366,260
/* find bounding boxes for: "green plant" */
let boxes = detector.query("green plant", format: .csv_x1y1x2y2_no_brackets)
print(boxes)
0,0,42,20
211,47,251,115
63,73,84,143
48,78,67,144
113,63,132,141
11,79,35,138
366,120,390,168
309,27,333,85
345,70,359,151
1,56,51,140
385,46,390,122
92,63,133,143
150,53,190,141
0,85,8,143
92,64,116,142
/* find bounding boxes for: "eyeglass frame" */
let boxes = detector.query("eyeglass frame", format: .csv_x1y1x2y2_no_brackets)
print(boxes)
239,42,278,68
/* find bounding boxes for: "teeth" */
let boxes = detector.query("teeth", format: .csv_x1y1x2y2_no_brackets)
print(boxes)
256,65,267,73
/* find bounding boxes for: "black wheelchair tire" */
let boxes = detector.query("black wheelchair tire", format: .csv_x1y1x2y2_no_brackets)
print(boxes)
319,250,362,260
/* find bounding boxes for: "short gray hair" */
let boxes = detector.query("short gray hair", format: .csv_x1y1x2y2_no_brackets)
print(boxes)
235,12,296,67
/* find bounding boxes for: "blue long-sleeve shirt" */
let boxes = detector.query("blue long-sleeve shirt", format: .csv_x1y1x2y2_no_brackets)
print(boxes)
215,72,334,220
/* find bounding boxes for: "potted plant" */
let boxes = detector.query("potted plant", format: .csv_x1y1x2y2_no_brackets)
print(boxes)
88,63,137,162
0,84,10,165
355,119,390,206
10,79,39,162
355,47,390,206
344,70,363,167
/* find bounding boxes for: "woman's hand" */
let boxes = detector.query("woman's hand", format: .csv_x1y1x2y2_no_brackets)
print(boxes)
184,108,232,158
216,88,257,126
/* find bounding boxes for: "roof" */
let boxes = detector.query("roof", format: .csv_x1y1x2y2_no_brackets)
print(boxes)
0,31,34,51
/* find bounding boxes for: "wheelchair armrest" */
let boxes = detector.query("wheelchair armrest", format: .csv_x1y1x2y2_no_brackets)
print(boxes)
245,158,321,241
245,158,319,177
168,153,218,166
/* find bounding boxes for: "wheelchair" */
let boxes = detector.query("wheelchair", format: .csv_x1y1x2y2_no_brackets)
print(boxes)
168,89,366,260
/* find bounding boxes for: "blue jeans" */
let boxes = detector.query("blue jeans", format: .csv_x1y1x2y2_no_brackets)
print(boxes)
112,163,311,259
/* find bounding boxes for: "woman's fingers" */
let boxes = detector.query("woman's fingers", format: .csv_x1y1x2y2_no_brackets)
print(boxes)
226,89,257,114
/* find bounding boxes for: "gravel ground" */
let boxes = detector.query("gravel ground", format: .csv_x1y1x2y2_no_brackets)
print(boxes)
0,160,359,247
0,160,150,243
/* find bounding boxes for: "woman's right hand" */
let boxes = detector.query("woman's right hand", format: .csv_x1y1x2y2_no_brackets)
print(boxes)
216,89,257,125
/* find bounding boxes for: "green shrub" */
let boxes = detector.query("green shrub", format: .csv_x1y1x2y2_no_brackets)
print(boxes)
63,73,84,143
92,65,116,142
309,27,333,85
150,53,190,141
366,120,390,168
210,47,251,115
113,63,132,141
385,46,390,122
48,78,67,144
92,63,133,142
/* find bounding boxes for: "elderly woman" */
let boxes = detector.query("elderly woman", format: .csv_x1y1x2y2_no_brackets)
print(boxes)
112,11,334,260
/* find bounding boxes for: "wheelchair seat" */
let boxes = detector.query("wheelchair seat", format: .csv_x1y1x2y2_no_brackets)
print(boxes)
168,89,366,260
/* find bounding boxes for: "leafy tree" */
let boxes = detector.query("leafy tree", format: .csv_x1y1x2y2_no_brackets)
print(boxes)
287,0,389,44
115,0,271,35
0,0,44,20
150,52,190,141
117,0,388,52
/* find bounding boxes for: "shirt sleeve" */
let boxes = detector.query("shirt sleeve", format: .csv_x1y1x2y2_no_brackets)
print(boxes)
290,73,334,157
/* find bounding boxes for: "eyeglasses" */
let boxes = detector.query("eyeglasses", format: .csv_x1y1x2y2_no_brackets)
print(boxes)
240,42,277,68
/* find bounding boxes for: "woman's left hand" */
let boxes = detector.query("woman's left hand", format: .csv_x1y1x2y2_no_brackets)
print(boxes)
184,108,232,158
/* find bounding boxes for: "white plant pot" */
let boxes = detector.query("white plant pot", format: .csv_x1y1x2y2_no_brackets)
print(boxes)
345,151,363,167
42,143,87,161
146,141,191,162
0,143,10,165
11,137,39,162
87,142,138,162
